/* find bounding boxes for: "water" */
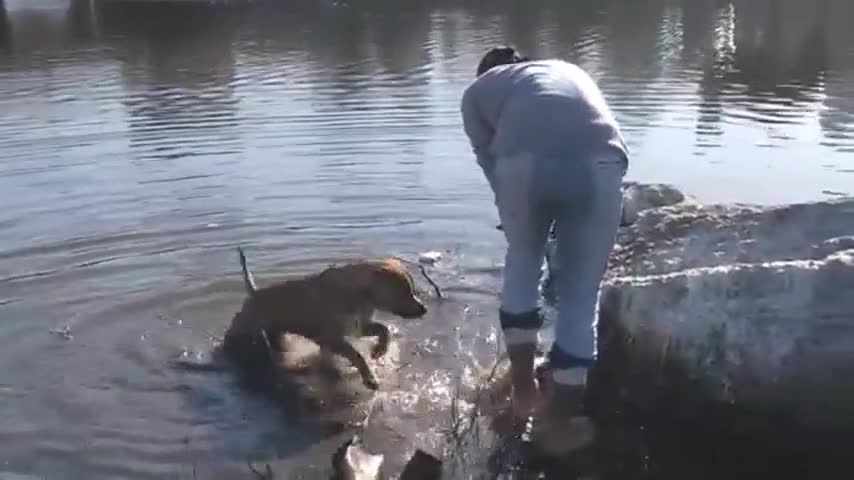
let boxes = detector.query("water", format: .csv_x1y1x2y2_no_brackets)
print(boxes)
0,0,852,478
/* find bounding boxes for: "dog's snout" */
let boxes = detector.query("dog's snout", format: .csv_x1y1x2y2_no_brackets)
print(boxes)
400,300,427,319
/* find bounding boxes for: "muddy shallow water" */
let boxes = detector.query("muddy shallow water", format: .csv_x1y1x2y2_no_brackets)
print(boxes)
1,0,853,478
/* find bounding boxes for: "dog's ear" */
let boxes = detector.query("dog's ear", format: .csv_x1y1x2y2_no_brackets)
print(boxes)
371,265,416,296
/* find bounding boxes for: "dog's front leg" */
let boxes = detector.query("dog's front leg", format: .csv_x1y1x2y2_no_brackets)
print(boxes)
360,322,391,359
327,339,379,390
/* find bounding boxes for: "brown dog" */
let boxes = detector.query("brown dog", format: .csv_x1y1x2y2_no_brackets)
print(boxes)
224,247,427,390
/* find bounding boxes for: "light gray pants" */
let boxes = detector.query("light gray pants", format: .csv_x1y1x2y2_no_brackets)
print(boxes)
487,150,625,376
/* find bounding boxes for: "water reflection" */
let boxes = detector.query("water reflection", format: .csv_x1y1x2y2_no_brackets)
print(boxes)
819,0,854,154
731,1,826,102
370,10,433,75
0,1,9,52
94,2,249,236
599,0,671,143
691,0,848,155
0,1,849,245
96,2,242,160
821,76,854,155
499,0,547,59
682,1,725,152
67,0,96,41
681,0,722,60
301,9,433,226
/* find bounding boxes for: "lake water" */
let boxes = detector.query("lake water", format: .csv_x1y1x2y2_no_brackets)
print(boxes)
1,0,852,478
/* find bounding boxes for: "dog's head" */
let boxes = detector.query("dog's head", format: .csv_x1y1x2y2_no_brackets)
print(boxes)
363,259,427,319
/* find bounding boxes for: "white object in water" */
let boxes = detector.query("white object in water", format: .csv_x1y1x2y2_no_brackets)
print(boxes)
333,437,384,480
419,251,443,265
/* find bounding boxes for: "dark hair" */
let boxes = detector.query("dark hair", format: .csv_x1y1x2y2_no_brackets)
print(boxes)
476,46,528,77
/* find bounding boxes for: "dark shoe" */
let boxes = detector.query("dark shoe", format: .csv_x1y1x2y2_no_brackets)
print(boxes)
532,414,596,457
531,367,597,457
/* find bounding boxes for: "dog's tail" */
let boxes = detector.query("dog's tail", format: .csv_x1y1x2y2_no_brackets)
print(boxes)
237,246,257,296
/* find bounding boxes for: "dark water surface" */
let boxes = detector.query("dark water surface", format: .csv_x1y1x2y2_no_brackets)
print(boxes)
1,0,853,478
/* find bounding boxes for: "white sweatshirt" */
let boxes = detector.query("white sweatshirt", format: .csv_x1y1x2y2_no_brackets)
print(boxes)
460,59,629,173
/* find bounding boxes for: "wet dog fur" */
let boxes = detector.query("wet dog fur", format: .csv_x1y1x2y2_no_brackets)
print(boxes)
224,247,427,390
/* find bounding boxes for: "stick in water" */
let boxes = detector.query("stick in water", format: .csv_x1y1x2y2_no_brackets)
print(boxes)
247,461,274,480
392,256,444,299
419,263,443,299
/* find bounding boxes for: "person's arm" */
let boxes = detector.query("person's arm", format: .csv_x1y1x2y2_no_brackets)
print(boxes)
460,84,498,200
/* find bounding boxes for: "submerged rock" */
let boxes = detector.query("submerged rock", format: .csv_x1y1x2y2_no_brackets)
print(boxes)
595,185,854,431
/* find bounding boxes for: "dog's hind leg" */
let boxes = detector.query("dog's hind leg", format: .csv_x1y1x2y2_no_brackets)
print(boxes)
360,322,391,359
326,339,379,390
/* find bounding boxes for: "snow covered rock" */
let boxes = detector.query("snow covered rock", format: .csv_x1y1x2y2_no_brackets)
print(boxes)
596,185,854,430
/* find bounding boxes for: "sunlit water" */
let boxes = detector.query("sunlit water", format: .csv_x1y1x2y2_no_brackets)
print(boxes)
0,0,852,478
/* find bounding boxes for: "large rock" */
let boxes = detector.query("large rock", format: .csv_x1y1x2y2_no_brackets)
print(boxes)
595,185,854,432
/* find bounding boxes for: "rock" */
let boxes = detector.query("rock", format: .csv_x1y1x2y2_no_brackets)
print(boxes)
607,192,854,280
399,449,443,480
331,436,384,480
595,184,854,432
620,182,694,226
622,181,695,211
330,439,442,480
